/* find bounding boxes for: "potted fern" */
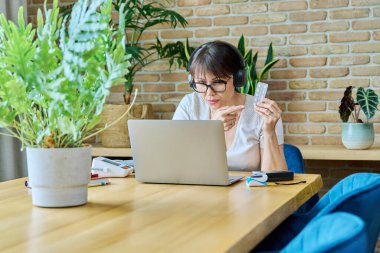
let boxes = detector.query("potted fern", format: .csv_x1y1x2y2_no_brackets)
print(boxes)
63,0,188,101
0,0,133,207
339,86,379,149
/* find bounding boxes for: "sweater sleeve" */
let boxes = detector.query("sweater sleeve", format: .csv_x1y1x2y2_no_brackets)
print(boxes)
172,95,191,120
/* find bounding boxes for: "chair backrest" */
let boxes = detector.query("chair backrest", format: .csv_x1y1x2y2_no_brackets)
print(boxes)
284,143,319,213
308,173,380,253
283,144,304,173
282,212,368,253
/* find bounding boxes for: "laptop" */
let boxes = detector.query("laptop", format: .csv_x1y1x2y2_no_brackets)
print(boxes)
128,120,243,186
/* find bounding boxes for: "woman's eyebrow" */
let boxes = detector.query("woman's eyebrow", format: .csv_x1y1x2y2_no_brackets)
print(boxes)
212,77,227,81
195,76,228,81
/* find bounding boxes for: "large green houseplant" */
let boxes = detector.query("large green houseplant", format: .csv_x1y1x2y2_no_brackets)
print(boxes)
62,0,188,104
339,86,379,149
113,0,188,103
183,35,279,96
0,0,133,207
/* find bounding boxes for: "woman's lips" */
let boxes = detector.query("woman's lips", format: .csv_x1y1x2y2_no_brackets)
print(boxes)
208,99,219,105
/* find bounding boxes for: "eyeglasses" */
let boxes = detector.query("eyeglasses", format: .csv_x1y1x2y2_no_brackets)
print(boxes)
191,78,230,93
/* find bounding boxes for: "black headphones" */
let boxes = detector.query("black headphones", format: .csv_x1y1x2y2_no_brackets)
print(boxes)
187,41,246,89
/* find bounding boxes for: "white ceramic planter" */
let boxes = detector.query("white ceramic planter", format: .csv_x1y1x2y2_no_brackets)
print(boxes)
341,123,374,150
26,146,92,207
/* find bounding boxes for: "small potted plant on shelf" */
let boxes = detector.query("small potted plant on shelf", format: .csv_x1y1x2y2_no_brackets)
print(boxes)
0,0,133,207
339,86,379,149
183,35,279,96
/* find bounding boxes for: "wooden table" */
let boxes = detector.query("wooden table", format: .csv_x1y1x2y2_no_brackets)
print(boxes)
0,173,322,253
91,139,380,161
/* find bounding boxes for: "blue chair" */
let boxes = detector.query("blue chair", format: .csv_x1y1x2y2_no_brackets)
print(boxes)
253,173,380,253
284,144,319,213
252,144,319,252
282,212,368,253
306,173,380,253
283,143,305,174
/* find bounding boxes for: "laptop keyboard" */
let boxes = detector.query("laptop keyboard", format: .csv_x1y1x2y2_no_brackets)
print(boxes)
228,175,243,184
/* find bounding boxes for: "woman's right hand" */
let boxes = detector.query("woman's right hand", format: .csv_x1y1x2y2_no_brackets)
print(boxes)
211,105,244,131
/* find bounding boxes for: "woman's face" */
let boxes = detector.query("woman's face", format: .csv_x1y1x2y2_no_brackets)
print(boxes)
194,71,235,110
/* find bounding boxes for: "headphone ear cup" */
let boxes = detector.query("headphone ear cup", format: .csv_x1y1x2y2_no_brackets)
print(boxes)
233,69,247,88
188,74,194,87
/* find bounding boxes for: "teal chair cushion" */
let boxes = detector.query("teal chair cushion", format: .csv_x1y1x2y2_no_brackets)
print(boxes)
282,212,368,253
308,173,380,252
252,173,380,253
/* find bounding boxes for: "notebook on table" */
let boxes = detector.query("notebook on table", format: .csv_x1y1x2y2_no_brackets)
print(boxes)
128,120,243,186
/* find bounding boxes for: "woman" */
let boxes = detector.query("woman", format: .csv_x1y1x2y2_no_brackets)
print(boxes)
173,41,287,172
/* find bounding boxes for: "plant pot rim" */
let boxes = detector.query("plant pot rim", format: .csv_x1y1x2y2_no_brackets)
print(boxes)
26,145,92,150
341,122,373,125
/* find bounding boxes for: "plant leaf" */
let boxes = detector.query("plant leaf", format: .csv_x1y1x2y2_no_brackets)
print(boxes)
264,42,274,66
184,37,191,61
245,49,252,66
339,86,355,122
357,87,379,121
250,52,258,83
237,34,245,57
258,59,279,82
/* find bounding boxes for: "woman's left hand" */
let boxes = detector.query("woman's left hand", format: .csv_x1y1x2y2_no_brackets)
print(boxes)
254,98,282,134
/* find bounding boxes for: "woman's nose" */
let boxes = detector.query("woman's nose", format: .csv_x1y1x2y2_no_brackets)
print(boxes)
206,85,216,96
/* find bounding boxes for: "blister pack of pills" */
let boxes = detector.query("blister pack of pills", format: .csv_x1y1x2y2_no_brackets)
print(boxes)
252,82,268,129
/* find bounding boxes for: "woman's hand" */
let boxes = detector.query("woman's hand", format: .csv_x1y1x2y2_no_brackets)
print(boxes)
211,105,244,131
254,98,282,134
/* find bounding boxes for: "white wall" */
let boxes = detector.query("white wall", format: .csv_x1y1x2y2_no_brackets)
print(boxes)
0,0,27,22
0,0,28,182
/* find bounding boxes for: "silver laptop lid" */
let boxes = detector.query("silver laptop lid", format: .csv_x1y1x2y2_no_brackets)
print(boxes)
128,120,230,185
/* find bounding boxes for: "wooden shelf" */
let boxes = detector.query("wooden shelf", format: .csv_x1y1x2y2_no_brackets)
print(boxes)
297,140,380,161
91,139,380,161
91,143,132,157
